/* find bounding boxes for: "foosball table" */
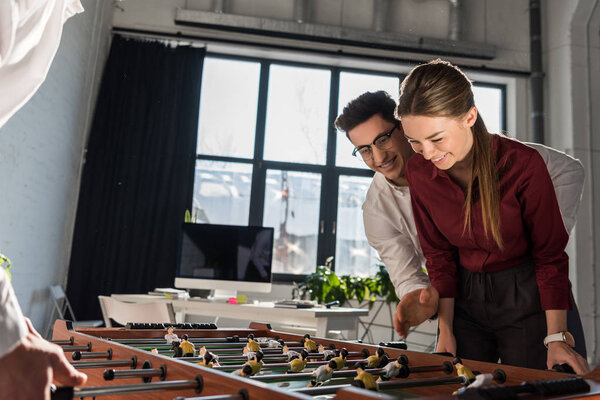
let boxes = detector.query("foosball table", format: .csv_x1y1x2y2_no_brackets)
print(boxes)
50,319,600,400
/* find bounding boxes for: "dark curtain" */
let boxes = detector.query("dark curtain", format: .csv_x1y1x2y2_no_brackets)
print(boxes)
67,35,205,319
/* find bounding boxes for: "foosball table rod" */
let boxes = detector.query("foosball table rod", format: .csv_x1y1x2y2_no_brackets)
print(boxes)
71,355,137,369
174,388,249,400
51,376,203,399
293,374,471,396
103,360,167,382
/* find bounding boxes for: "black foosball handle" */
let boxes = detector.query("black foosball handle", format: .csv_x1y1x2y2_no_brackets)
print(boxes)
379,340,407,350
552,363,576,374
431,351,454,357
50,385,73,400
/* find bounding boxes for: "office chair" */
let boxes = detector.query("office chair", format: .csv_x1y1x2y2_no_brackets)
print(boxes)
98,295,176,327
45,284,103,338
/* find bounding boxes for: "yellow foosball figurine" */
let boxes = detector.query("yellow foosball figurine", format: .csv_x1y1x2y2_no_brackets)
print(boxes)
243,334,262,354
288,349,309,372
331,348,348,370
243,350,264,376
453,357,476,381
303,334,318,353
366,347,386,368
354,361,377,390
180,334,195,357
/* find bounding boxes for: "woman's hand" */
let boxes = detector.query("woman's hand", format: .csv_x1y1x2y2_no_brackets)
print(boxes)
547,341,590,375
435,330,457,356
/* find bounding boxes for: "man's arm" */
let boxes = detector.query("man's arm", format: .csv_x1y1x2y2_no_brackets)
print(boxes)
525,142,584,234
363,199,437,337
362,207,429,300
0,269,28,358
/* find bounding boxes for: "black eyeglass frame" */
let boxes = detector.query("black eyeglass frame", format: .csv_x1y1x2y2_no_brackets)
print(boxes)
351,124,398,159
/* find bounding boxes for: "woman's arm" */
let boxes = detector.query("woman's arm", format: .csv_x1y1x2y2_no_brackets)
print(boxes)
435,298,456,355
545,310,590,374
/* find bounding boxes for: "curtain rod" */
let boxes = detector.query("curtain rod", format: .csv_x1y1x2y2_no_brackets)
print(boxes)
111,27,531,78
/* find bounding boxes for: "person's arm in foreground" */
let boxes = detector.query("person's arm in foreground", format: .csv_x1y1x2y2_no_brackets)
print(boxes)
0,318,87,400
0,270,87,399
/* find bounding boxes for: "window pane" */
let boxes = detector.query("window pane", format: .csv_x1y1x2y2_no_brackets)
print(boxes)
336,72,400,169
197,58,260,158
264,65,331,165
192,160,252,225
263,170,321,274
335,175,379,277
473,85,503,134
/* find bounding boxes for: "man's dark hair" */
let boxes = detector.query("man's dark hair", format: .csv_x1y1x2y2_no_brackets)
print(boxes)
335,91,398,136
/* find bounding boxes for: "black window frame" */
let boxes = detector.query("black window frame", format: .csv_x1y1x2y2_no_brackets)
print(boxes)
193,52,506,283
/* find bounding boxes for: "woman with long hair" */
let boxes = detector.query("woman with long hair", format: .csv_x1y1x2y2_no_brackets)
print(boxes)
397,59,589,373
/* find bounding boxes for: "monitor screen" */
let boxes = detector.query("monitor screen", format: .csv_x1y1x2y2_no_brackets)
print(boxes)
174,223,274,293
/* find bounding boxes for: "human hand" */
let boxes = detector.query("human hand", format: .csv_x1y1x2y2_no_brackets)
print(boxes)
547,341,590,375
435,330,456,356
0,318,87,400
394,286,439,338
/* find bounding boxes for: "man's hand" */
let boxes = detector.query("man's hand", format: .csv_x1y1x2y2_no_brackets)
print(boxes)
547,341,590,375
0,319,87,400
394,285,439,338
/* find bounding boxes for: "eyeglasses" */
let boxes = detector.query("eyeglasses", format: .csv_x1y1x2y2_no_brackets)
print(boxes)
352,125,397,161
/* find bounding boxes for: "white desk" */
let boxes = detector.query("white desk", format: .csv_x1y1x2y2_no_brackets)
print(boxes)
111,294,369,339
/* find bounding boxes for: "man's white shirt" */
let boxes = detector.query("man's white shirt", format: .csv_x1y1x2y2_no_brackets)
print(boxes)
0,0,83,357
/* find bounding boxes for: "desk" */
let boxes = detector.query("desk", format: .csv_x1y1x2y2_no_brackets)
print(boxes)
111,294,369,339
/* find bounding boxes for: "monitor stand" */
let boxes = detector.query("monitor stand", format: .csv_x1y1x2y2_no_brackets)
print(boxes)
211,289,238,301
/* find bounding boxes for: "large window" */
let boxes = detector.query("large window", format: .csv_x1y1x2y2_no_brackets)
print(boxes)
193,55,506,280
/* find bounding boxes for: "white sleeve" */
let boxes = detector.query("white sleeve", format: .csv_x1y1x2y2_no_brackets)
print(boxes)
363,207,429,300
526,142,585,234
0,0,83,128
0,269,28,358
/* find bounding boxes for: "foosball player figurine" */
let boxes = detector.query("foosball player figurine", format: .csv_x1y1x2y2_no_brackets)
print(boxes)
172,340,183,358
288,349,309,373
318,343,337,360
164,326,179,344
232,364,254,378
243,334,262,354
332,348,349,370
151,348,159,354
283,345,300,361
197,351,219,368
453,357,476,381
353,361,378,391
308,359,337,387
180,334,196,357
377,356,408,382
303,333,318,353
366,347,386,368
243,350,264,376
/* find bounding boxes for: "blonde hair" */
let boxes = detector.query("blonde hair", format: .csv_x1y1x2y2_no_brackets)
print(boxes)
397,59,503,249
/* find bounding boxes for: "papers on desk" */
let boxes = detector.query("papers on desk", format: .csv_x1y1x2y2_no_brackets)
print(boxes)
274,300,317,309
147,288,189,299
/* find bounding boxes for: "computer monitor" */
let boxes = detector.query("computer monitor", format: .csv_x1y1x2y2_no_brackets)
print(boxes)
174,222,274,294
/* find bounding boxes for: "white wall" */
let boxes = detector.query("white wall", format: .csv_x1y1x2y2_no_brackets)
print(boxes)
0,0,112,332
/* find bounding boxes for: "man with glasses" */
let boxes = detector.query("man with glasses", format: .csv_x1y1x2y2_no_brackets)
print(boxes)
335,91,586,358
